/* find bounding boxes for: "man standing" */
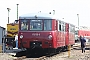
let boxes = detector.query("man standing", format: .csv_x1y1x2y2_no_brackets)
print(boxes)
80,36,86,53
15,34,18,48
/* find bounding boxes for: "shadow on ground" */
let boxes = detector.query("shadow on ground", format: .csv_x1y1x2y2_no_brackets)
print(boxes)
73,47,90,50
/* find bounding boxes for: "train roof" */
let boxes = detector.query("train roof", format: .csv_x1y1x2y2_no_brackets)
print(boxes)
19,13,58,19
19,13,75,26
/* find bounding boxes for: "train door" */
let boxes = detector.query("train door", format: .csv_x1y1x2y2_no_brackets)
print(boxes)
57,20,66,47
56,20,61,47
65,23,69,45
61,21,65,46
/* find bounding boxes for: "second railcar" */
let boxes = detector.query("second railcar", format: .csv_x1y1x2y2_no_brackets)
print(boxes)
75,26,90,42
6,20,19,49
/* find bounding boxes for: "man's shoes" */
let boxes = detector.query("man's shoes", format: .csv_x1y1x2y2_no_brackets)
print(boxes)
14,47,18,49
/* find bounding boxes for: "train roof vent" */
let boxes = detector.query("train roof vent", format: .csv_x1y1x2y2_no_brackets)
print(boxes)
35,15,37,18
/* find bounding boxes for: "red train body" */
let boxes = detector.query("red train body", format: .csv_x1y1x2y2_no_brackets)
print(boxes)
18,13,75,49
75,27,90,42
78,30,90,39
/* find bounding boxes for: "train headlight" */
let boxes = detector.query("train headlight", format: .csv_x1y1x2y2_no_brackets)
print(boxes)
48,35,52,40
20,35,23,39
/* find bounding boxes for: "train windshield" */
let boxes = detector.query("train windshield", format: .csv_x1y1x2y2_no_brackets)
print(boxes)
30,20,43,30
20,19,52,31
30,20,52,31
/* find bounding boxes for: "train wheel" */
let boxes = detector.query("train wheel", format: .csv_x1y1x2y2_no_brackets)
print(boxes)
57,47,61,53
54,48,56,53
50,48,56,54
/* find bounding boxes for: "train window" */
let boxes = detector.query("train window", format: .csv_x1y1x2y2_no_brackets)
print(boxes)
58,21,61,31
62,25,64,31
30,20,42,30
72,26,75,33
61,22,65,32
44,20,52,31
21,20,28,30
59,24,61,31
69,25,71,32
10,28,16,30
70,25,75,33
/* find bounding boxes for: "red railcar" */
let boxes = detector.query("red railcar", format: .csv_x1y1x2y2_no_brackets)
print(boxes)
75,27,90,42
18,13,75,50
78,30,90,39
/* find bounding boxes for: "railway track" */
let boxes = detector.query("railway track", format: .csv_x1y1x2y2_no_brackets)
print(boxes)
12,42,90,60
13,48,68,60
13,53,63,60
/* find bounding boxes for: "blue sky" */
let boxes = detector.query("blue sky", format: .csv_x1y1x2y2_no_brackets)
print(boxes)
0,0,90,28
